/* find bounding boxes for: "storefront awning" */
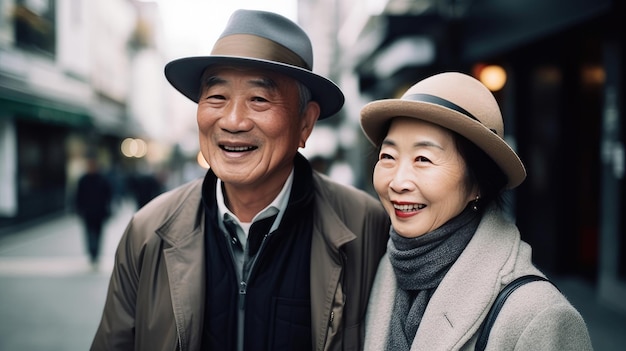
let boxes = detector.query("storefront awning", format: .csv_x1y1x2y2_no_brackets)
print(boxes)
0,88,91,128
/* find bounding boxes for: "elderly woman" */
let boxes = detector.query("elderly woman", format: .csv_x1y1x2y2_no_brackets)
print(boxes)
360,72,593,351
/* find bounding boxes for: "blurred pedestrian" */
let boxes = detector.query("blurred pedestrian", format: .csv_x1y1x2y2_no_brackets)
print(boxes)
360,72,592,350
91,9,389,351
75,156,112,269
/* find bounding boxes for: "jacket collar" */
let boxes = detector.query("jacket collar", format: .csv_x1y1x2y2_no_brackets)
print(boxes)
366,206,521,350
151,178,206,351
413,208,520,350
311,172,357,250
412,206,521,349
153,154,358,251
155,178,205,246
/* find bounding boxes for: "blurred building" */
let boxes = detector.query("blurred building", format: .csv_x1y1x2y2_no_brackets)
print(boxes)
301,0,624,313
0,0,175,231
296,0,366,188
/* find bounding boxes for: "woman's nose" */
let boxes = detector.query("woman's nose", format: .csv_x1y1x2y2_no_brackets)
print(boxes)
390,162,415,193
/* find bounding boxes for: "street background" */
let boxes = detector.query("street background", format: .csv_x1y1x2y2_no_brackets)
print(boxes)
0,201,132,351
1,198,625,351
1,1,626,350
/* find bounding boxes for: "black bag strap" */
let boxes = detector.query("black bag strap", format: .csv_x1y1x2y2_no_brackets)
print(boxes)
475,275,559,351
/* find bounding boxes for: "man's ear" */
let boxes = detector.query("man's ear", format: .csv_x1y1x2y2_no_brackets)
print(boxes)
299,101,320,148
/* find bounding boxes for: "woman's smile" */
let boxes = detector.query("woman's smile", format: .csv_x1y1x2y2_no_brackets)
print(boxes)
392,201,426,218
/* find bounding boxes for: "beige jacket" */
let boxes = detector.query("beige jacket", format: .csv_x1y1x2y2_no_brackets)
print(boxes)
364,206,593,351
91,171,389,351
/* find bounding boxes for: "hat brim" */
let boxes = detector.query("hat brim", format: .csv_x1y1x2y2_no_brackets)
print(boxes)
164,56,344,120
360,99,526,189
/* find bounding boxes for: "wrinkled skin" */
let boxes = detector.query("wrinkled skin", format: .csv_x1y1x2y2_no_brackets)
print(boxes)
197,65,320,221
373,117,477,238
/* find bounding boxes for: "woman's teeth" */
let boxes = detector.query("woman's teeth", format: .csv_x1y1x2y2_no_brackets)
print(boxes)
393,203,425,211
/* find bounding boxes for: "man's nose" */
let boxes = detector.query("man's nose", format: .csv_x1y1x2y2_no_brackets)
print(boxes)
221,100,252,132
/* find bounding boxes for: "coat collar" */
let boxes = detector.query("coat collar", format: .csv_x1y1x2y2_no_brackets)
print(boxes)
311,172,358,250
412,206,521,349
155,178,205,246
366,206,522,351
149,178,206,351
154,154,358,252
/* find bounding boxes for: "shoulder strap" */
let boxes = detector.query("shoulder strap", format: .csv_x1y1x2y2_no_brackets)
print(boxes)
474,275,559,351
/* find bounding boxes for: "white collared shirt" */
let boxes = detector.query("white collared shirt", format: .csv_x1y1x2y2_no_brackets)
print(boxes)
216,169,293,251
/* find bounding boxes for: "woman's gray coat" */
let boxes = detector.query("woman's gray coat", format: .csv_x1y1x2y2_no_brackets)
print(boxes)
364,207,593,350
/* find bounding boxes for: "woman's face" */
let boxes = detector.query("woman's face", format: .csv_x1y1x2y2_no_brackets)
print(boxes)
373,117,476,238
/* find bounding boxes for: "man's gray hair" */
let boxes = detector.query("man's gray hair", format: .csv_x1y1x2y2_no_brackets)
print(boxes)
297,81,312,116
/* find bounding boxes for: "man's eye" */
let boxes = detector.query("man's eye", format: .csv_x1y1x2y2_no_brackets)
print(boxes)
379,153,393,160
206,94,225,100
251,96,269,102
416,156,430,162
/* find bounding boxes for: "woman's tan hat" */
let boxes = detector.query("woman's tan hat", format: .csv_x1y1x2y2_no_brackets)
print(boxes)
360,72,526,189
164,9,344,120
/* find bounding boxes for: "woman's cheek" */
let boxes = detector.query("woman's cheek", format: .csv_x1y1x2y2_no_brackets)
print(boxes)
373,166,390,201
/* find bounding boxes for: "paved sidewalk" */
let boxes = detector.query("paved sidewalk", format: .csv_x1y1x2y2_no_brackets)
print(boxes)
0,200,135,351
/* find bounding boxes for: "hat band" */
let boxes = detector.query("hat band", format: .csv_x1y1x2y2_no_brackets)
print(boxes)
211,34,311,71
403,93,497,135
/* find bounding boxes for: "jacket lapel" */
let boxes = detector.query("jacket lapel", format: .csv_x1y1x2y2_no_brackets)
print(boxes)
310,173,357,350
156,179,206,351
363,255,396,351
412,207,521,350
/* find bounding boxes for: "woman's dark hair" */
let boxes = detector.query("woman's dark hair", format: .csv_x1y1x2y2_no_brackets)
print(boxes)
453,133,509,212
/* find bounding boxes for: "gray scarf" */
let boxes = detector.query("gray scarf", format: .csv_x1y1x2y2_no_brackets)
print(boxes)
386,207,480,351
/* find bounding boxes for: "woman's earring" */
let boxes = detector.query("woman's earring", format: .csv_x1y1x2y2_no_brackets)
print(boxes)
472,195,480,211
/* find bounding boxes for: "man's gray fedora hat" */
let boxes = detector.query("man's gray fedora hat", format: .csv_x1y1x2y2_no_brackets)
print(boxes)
360,72,526,189
164,9,344,120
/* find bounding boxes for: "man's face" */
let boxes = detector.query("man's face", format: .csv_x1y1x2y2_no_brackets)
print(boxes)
196,66,319,192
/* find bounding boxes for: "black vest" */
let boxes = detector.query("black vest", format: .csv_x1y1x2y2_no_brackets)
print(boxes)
201,154,314,350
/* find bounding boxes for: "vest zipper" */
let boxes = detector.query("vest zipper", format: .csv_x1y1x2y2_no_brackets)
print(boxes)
235,234,271,351
238,281,247,309
238,232,273,310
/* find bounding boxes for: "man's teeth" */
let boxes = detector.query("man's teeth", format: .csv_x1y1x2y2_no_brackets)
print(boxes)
223,145,255,152
393,203,426,211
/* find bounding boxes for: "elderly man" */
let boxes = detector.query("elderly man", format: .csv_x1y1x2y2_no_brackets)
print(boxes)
91,9,389,351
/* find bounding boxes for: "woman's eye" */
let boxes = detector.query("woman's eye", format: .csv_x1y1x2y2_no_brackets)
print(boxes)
416,156,431,163
206,94,225,100
379,153,394,160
